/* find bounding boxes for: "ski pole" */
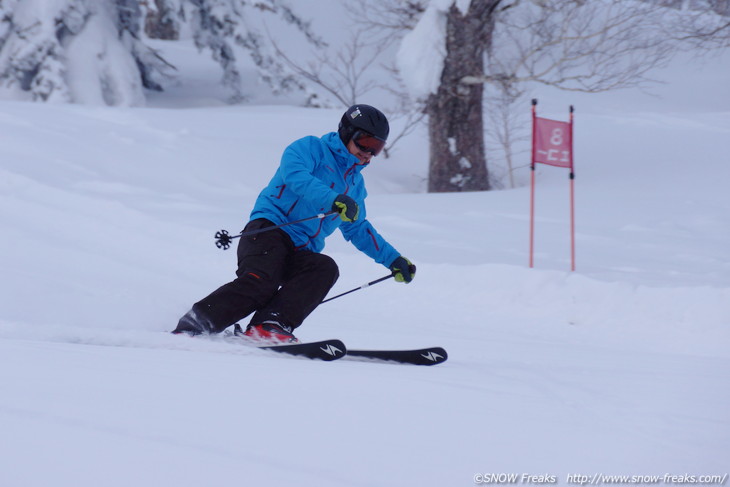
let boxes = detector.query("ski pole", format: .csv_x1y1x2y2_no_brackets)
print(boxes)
321,263,416,304
320,273,395,304
215,211,337,250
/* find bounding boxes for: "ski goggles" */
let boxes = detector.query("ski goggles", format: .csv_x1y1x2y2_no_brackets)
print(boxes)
352,130,386,156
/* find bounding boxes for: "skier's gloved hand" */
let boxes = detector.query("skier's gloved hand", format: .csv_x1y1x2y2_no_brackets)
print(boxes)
390,256,416,283
332,194,360,222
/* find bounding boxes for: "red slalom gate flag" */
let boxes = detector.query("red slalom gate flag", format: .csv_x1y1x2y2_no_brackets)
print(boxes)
529,99,576,271
534,117,573,169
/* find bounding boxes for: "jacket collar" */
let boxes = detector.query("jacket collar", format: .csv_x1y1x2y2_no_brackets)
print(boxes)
323,132,370,172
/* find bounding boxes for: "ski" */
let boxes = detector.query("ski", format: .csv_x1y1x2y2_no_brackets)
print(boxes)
259,339,347,361
344,346,448,366
191,328,444,364
221,327,346,361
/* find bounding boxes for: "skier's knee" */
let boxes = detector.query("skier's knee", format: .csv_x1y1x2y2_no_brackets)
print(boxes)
317,254,339,285
237,268,280,300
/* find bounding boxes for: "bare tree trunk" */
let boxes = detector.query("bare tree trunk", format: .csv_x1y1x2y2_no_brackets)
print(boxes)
427,1,498,192
145,0,179,40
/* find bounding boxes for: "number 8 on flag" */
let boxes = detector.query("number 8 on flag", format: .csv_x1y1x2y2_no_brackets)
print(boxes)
534,118,573,169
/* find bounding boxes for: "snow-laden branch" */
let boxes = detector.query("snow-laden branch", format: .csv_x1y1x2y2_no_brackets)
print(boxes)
0,0,324,105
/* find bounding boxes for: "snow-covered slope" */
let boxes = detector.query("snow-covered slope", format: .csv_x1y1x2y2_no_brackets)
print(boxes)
1,48,729,487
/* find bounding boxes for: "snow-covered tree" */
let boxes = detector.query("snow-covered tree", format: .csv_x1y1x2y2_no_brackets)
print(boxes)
0,0,322,105
663,0,730,48
0,0,19,47
0,0,173,104
0,0,77,102
181,0,326,102
116,0,175,94
357,0,730,192
144,0,181,40
394,0,677,192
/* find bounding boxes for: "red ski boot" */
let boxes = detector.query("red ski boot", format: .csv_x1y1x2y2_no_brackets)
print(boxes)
242,322,299,344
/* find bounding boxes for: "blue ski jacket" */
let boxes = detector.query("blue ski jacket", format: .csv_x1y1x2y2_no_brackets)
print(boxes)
250,131,401,268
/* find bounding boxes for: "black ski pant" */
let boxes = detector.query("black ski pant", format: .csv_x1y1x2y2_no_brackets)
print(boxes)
175,219,339,334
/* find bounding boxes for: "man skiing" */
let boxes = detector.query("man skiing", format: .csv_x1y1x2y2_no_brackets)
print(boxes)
172,104,415,343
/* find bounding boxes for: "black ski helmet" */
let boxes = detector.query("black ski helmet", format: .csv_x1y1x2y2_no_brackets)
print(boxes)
338,104,389,146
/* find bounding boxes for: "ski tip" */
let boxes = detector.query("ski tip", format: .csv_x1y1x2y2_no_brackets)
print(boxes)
420,347,448,365
345,346,448,366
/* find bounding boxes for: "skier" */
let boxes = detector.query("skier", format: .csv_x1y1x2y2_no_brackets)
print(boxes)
173,104,415,343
